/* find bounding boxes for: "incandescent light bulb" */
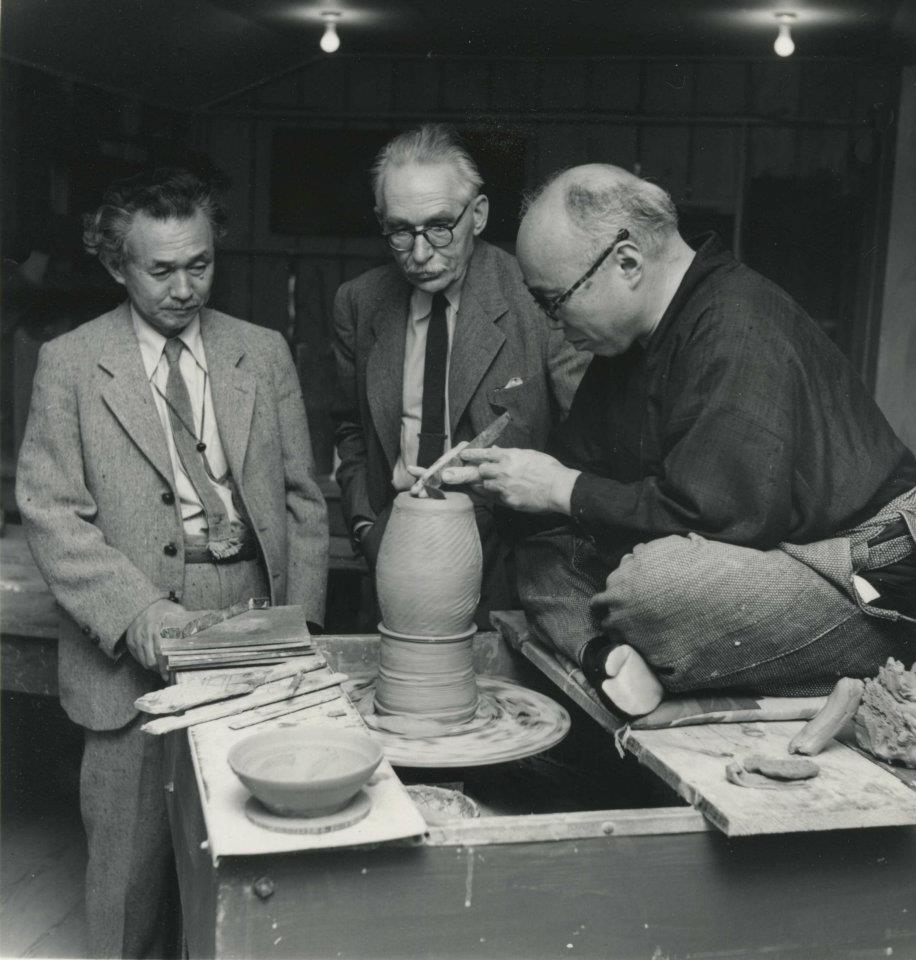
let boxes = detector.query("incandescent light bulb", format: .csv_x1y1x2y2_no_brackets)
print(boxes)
320,12,341,53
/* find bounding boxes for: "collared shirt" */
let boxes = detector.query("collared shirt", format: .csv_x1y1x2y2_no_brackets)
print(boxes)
391,281,463,491
131,307,241,537
552,234,916,567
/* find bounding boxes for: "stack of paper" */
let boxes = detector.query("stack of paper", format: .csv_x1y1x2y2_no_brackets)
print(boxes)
157,604,313,673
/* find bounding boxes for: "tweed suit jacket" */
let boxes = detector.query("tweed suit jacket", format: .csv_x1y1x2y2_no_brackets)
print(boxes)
332,240,589,531
16,303,329,731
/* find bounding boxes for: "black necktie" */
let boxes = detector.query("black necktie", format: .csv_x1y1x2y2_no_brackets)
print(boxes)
417,292,449,468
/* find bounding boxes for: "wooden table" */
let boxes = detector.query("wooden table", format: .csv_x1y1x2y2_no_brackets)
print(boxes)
166,632,916,960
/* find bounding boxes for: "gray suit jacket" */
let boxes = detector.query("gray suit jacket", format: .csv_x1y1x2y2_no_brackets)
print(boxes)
332,240,588,530
16,304,329,730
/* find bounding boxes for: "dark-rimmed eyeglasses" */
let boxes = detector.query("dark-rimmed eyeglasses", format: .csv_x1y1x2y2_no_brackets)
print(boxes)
531,228,630,322
382,199,474,252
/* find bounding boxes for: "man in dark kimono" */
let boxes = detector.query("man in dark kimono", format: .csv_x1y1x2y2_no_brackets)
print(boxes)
444,163,916,717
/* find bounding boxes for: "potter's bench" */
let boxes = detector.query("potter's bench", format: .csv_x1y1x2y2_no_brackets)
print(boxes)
165,628,916,960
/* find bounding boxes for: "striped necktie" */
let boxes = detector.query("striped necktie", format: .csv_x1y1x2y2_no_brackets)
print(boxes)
162,338,241,559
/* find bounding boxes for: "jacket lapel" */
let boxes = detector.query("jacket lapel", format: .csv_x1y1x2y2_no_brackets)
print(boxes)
199,310,256,482
448,244,508,433
366,281,411,471
99,304,174,483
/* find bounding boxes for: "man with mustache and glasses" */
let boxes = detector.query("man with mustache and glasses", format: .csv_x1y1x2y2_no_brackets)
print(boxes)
443,163,916,720
332,124,587,625
17,167,328,958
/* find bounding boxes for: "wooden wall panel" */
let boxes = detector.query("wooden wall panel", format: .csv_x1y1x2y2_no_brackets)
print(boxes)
256,75,301,108
799,62,856,119
586,125,638,173
300,59,349,113
441,59,489,112
795,127,851,179
203,117,254,243
250,255,292,334
749,61,800,117
212,252,252,321
644,61,693,116
540,61,589,112
348,59,394,116
749,127,797,178
694,62,747,115
488,61,541,112
392,59,441,112
589,61,641,113
640,126,691,199
535,125,590,180
690,127,740,203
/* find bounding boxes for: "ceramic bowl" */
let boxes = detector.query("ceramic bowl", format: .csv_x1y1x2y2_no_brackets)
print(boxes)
227,726,383,818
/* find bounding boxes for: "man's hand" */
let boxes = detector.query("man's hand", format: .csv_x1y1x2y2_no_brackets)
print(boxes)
440,447,581,514
125,598,194,677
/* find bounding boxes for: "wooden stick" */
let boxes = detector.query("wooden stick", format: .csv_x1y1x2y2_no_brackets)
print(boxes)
135,657,325,715
141,671,348,735
228,689,343,729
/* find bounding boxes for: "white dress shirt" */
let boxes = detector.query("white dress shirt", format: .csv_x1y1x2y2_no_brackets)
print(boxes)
131,307,241,537
391,281,462,491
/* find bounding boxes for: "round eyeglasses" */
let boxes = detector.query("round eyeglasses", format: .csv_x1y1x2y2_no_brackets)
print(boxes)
382,199,474,252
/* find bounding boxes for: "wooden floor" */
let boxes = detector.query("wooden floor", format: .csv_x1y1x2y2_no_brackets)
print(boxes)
1,694,88,959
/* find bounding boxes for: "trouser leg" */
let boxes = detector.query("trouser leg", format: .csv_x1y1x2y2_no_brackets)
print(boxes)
81,720,178,959
516,525,607,663
598,534,914,696
81,558,268,958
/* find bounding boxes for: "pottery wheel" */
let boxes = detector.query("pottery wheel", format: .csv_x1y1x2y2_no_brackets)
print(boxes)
347,676,571,768
243,790,372,834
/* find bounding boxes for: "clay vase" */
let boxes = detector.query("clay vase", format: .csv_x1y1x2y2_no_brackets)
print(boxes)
375,491,483,637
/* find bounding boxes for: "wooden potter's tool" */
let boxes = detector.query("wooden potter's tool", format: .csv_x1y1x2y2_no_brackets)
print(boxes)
141,669,348,734
409,411,513,499
135,656,326,715
228,687,343,729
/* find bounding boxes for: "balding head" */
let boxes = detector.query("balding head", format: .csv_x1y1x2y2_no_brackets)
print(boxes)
517,164,694,357
520,164,678,258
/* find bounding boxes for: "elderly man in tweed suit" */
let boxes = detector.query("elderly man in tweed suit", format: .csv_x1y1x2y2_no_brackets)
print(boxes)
332,124,588,625
16,168,328,958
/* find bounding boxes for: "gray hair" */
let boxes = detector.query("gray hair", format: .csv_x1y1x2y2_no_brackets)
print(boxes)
83,167,226,269
523,165,678,255
371,124,483,210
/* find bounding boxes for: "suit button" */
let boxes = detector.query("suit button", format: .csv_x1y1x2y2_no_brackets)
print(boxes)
161,491,175,505
81,625,91,636
91,635,100,646
168,590,179,602
164,542,178,557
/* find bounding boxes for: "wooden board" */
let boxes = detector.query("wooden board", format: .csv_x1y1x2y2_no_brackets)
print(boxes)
625,720,916,836
182,666,426,861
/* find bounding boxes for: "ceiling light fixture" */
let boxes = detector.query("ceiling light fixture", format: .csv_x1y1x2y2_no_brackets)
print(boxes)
773,12,797,57
319,11,341,53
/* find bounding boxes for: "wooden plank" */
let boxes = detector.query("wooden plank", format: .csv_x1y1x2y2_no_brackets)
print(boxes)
625,721,916,837
426,806,710,847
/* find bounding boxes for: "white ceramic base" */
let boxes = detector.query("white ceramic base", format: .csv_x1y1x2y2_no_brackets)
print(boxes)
243,790,372,834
